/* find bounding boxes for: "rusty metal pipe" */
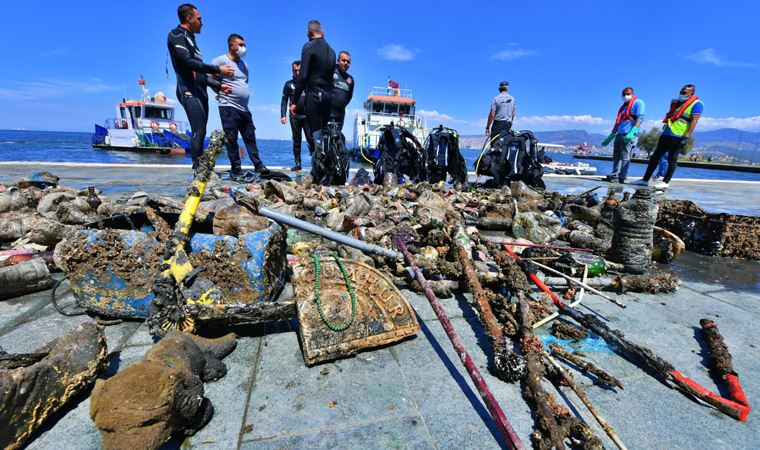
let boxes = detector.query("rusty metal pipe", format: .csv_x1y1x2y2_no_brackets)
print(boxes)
394,236,524,450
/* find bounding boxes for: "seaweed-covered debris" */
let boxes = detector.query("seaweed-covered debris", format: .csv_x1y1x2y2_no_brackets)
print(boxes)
90,332,237,450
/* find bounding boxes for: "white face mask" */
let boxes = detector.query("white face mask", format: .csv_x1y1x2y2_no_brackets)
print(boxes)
236,46,246,58
679,94,689,101
622,95,632,102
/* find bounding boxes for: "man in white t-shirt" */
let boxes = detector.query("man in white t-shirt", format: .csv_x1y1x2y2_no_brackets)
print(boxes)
211,33,267,180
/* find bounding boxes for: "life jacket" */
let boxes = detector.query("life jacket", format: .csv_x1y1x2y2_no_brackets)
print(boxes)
615,96,638,125
425,126,467,186
311,124,350,186
474,130,545,189
662,96,701,137
373,124,426,185
663,96,699,123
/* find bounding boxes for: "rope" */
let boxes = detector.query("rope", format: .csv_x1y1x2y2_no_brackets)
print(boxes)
312,253,357,331
51,277,87,317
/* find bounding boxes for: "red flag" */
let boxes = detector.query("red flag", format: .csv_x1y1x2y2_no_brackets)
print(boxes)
388,79,399,89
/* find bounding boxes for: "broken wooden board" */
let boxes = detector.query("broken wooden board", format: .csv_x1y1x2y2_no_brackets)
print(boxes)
293,257,419,366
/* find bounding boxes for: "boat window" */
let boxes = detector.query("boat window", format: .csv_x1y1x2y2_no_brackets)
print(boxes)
400,104,411,115
120,107,128,118
384,103,399,114
371,102,383,113
145,107,170,120
132,107,141,118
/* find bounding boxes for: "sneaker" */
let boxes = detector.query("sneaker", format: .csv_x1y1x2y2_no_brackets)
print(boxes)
602,175,614,182
229,170,246,182
651,176,661,181
652,180,669,189
630,179,649,186
291,164,302,171
255,166,270,174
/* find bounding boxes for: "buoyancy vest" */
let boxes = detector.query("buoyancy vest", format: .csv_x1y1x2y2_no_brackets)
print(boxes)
662,96,701,136
615,96,638,125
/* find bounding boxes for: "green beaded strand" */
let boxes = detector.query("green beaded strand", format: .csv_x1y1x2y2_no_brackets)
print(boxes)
312,253,357,332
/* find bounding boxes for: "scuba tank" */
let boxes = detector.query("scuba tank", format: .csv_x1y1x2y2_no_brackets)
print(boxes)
607,188,659,274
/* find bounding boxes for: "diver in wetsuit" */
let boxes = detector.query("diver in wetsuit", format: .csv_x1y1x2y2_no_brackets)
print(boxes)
281,61,314,171
167,3,234,169
330,51,354,133
291,20,336,155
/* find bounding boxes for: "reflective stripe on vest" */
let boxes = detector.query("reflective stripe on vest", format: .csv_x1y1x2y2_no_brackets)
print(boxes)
664,99,701,137
615,97,638,126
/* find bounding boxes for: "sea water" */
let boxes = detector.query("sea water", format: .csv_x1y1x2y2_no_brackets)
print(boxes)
1,130,759,182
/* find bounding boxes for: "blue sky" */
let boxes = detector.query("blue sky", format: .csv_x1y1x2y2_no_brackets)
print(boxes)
1,0,759,139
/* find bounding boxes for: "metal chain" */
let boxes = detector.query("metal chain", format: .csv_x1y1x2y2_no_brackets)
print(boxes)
312,253,357,332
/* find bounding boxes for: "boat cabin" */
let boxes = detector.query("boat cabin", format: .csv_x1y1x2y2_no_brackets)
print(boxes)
364,87,416,127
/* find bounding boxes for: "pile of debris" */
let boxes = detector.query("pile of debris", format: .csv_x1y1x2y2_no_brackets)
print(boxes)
0,155,755,449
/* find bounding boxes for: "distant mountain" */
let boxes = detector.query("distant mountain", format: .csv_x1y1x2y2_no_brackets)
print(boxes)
458,128,760,164
459,129,607,149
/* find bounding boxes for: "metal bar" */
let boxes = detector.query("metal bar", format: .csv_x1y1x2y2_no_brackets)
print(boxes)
227,186,402,261
394,236,524,450
529,260,626,308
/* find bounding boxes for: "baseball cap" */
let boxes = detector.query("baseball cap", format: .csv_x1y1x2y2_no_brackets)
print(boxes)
499,81,509,89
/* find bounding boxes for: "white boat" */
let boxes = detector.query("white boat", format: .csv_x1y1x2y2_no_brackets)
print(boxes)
352,81,427,161
542,161,598,175
91,78,190,155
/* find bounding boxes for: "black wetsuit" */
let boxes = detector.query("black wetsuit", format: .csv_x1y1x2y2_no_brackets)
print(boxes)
281,78,314,164
167,25,221,164
293,37,336,136
330,69,354,132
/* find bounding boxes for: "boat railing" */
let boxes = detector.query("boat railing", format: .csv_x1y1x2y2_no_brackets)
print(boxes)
370,86,413,98
104,118,190,134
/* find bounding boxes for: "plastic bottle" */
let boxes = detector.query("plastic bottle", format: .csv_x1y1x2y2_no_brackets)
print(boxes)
607,188,659,274
87,186,102,211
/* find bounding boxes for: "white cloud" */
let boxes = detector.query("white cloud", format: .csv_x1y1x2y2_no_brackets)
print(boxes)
490,46,537,61
683,48,757,67
691,116,760,131
40,48,70,57
516,114,610,128
418,109,456,122
377,43,416,61
0,78,118,101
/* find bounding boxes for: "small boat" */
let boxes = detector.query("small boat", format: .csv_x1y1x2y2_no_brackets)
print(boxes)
542,161,598,175
91,77,191,155
352,80,427,162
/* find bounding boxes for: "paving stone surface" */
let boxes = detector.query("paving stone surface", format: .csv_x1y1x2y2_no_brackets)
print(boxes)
1,171,758,449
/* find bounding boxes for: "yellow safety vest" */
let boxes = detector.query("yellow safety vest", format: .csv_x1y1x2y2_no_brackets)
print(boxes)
665,100,703,137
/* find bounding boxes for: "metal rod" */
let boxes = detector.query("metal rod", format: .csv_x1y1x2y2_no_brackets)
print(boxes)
529,260,626,308
544,353,629,450
484,236,593,252
532,266,588,329
395,236,524,450
228,186,402,260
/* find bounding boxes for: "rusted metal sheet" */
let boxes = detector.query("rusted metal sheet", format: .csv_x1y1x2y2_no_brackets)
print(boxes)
292,257,419,366
656,199,760,259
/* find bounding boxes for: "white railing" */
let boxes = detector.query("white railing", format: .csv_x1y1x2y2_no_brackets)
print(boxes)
370,86,413,98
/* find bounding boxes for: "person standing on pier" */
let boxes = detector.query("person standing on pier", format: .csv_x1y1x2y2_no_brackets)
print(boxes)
211,33,267,181
601,87,645,183
291,20,336,174
330,51,355,133
632,85,703,189
167,4,234,171
281,61,314,171
485,81,516,137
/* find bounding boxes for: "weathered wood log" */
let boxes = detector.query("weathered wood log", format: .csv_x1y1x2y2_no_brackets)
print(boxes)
0,323,107,450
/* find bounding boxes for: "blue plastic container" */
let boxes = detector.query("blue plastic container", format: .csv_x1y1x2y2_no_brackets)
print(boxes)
62,224,285,319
